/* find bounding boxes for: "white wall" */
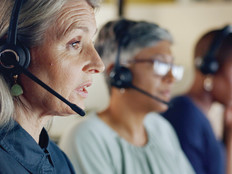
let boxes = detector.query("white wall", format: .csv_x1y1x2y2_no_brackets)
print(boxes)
49,2,232,140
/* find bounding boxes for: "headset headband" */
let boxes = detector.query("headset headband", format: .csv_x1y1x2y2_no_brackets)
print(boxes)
8,0,25,45
197,25,232,74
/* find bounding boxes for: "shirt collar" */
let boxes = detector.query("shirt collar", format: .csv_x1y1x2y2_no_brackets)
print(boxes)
0,121,54,172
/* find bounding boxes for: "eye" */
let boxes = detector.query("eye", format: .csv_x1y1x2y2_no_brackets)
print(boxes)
153,60,170,76
70,40,81,49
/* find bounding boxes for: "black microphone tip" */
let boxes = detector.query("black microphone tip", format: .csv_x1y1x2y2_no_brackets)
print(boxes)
70,104,86,116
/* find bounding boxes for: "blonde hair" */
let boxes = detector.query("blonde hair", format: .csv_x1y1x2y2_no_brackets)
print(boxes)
0,0,101,127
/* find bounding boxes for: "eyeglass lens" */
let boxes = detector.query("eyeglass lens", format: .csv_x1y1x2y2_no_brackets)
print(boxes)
153,60,184,80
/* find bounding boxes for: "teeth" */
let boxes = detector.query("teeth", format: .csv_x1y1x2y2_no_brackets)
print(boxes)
80,86,87,91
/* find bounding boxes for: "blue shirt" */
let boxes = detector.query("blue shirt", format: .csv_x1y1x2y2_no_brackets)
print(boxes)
162,96,226,174
0,121,75,174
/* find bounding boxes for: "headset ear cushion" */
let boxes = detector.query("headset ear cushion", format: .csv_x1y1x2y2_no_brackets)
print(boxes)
17,41,30,69
110,66,133,88
0,43,30,75
199,25,232,75
199,55,219,74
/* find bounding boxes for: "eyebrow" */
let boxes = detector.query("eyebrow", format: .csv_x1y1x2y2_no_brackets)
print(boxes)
64,25,97,38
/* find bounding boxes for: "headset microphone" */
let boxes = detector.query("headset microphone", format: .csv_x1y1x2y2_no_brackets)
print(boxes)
20,66,86,116
129,84,170,106
0,0,85,116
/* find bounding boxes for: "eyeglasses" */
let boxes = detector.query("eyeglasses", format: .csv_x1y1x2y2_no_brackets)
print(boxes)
129,59,184,81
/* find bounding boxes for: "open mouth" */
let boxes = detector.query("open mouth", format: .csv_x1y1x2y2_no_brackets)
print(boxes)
76,82,92,98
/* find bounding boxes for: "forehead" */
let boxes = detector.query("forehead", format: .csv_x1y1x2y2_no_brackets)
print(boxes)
55,0,96,39
134,41,173,61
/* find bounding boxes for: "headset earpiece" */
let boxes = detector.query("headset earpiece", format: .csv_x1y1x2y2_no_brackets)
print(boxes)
110,66,133,89
0,0,30,76
109,19,136,89
197,54,219,75
0,42,30,75
197,25,232,74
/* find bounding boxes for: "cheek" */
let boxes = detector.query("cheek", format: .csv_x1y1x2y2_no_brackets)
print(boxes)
132,67,157,86
29,46,82,92
213,75,232,104
133,73,161,95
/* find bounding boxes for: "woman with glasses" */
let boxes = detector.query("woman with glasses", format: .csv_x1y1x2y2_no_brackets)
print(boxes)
59,18,195,174
162,26,232,174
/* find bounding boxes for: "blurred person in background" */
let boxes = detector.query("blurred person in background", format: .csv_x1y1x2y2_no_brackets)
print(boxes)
59,18,195,174
162,26,232,174
0,0,104,173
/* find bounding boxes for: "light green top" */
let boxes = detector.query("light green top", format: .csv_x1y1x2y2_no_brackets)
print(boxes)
59,112,195,174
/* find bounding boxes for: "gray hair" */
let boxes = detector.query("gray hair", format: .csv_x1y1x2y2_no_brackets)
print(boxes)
95,18,173,89
0,0,101,127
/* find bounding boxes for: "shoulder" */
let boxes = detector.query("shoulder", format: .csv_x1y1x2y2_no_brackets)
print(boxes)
59,112,116,150
68,112,114,139
145,112,177,139
59,112,120,173
162,96,214,144
162,95,206,127
166,95,196,114
0,146,18,167
48,141,75,171
145,112,173,130
145,112,186,153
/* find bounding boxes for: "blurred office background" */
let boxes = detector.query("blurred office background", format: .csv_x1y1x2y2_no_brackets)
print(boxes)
49,0,232,142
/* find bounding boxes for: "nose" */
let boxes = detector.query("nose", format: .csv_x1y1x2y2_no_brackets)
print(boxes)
163,69,175,84
82,44,105,74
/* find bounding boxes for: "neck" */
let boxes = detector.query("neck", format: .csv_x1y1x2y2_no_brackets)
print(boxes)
98,90,148,146
187,83,213,115
14,98,51,143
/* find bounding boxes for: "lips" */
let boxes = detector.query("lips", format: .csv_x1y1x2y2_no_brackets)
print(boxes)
76,82,92,98
159,90,171,100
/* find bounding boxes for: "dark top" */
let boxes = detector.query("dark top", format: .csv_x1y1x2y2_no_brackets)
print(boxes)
0,121,75,174
162,96,226,174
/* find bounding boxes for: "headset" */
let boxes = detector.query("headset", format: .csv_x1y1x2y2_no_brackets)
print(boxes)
197,25,232,75
0,0,30,75
0,0,85,116
109,19,134,89
109,19,170,106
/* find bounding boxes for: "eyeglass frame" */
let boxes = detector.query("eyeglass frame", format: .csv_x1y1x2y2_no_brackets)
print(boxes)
127,58,184,81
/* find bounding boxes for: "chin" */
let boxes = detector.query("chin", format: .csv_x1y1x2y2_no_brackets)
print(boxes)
70,95,85,109
155,103,169,113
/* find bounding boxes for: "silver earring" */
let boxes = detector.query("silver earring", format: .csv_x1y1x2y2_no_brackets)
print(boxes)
120,88,125,94
203,76,213,92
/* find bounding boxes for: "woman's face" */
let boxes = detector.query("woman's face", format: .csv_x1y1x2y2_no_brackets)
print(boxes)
212,57,232,107
20,0,104,116
126,41,175,113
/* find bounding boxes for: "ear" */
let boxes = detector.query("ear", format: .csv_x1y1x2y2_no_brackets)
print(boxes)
106,63,115,75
